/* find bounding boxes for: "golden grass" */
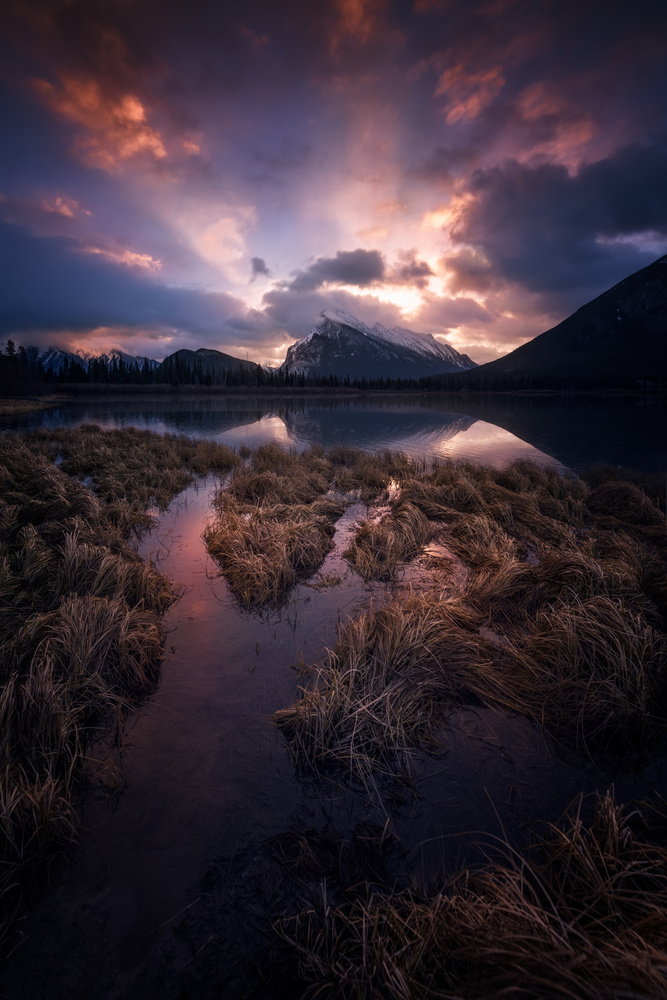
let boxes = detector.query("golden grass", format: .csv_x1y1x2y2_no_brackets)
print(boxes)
0,425,240,946
22,424,239,537
275,594,494,778
205,497,345,609
276,457,667,776
280,789,667,999
204,445,420,609
0,395,67,418
343,500,434,582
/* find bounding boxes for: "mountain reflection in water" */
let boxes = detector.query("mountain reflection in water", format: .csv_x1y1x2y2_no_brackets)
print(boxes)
5,391,665,474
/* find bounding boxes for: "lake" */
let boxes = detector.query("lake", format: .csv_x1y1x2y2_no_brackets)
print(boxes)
2,392,666,999
5,391,666,474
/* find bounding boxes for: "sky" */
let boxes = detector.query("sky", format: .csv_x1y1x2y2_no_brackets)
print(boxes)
1,0,666,367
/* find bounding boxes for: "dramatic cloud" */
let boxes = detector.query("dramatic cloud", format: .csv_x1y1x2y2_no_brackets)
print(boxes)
250,256,271,281
32,75,167,170
0,221,246,344
389,250,434,289
1,0,666,364
446,135,667,309
286,249,386,292
286,249,436,293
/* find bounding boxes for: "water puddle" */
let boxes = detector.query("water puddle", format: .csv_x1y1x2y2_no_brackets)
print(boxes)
5,473,664,999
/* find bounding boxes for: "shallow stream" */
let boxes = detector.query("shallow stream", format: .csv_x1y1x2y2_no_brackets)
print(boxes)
2,394,665,998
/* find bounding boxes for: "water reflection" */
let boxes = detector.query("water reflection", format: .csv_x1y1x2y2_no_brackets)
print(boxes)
4,391,664,475
6,475,644,999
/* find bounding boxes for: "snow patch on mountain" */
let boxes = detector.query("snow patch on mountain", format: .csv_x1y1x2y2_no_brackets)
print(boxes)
281,309,477,379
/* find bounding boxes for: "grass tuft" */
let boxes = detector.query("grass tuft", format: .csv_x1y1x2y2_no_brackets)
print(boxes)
0,425,240,946
276,455,667,775
204,446,419,609
279,789,667,999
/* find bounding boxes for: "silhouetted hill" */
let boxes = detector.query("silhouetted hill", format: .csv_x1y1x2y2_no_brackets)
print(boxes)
156,347,264,385
457,255,667,385
159,348,250,373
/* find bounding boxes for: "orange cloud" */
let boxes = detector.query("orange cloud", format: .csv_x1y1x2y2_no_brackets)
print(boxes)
32,75,167,169
329,0,401,54
40,195,91,218
83,245,162,271
356,224,389,242
435,63,505,123
336,0,384,42
515,82,595,167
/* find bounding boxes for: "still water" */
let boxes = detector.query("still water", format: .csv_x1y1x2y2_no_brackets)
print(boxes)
2,392,665,998
6,390,666,474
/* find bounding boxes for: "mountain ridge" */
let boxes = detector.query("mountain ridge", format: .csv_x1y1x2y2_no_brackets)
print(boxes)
280,308,477,379
462,255,667,382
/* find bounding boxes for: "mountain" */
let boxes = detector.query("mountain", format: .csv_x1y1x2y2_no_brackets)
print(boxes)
35,346,159,374
37,347,90,373
109,349,160,371
157,347,256,378
465,255,667,383
280,309,477,380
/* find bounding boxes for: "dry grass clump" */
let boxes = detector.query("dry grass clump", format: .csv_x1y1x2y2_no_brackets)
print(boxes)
330,447,417,503
444,511,525,567
275,594,494,777
0,426,232,945
464,549,647,624
277,458,666,775
343,501,434,582
277,585,665,775
586,480,666,527
281,790,667,1000
205,445,420,608
205,446,345,609
23,424,239,536
407,460,598,560
205,499,345,609
463,596,665,755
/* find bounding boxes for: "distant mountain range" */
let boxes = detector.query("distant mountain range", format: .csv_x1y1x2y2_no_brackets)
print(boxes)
280,309,476,380
15,255,667,387
461,255,667,383
35,346,160,374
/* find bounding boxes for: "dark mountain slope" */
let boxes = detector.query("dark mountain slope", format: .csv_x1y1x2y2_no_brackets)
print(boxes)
467,256,667,382
159,348,251,374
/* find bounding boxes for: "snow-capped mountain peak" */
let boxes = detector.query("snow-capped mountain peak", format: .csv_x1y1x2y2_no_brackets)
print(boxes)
281,310,477,379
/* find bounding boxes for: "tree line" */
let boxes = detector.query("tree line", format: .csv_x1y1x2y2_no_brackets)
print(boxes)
1,339,662,393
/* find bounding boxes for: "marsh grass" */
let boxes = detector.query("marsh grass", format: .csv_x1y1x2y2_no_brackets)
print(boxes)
274,594,493,778
343,501,435,582
204,444,420,609
0,426,239,945
24,424,239,537
280,789,667,999
205,498,345,609
277,458,667,776
0,395,67,418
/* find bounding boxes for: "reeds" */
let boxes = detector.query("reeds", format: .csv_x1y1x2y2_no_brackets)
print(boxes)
280,789,667,999
0,425,239,946
204,445,419,609
276,458,667,776
344,501,434,582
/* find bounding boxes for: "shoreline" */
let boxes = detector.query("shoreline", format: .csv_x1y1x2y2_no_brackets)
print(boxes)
2,383,666,407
